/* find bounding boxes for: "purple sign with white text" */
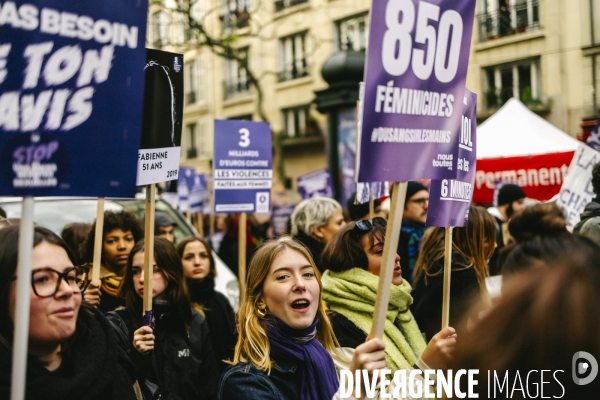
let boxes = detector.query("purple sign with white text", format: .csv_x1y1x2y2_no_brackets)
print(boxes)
297,168,334,199
427,89,476,227
213,119,272,214
358,0,476,182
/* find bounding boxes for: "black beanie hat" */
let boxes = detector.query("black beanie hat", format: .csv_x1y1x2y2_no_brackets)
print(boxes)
497,184,526,206
154,212,176,234
405,181,428,202
347,192,381,221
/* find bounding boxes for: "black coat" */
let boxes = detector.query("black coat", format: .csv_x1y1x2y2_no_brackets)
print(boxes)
410,253,482,341
187,278,237,376
107,303,219,400
0,306,138,400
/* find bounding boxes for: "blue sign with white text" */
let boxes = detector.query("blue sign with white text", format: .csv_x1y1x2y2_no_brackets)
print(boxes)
0,0,147,197
189,173,208,214
213,119,272,213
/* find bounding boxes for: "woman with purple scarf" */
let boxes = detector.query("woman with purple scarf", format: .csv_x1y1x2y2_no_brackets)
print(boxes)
218,237,386,400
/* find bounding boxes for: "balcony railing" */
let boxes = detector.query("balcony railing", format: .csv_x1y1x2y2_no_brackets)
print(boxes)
274,0,308,13
223,79,251,100
277,62,310,82
478,0,539,42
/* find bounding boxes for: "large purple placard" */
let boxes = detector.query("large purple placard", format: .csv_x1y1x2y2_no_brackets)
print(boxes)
358,0,476,183
297,168,334,199
427,89,476,227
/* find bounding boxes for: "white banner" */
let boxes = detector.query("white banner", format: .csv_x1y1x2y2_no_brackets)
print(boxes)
136,147,181,185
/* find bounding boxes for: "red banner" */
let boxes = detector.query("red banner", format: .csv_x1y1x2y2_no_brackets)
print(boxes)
473,151,575,204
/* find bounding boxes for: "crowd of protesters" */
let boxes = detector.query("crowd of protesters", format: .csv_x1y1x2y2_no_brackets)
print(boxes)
1,171,600,399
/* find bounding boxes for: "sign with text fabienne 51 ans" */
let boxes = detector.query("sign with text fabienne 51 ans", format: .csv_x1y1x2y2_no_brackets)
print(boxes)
0,0,148,197
213,119,272,214
357,0,476,183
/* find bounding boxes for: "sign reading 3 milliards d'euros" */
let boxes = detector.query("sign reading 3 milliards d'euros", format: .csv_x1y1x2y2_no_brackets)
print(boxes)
213,120,272,213
136,48,183,185
358,0,476,183
0,0,148,197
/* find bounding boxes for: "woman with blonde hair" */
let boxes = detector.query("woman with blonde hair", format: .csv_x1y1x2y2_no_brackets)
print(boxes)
219,237,386,400
411,205,496,340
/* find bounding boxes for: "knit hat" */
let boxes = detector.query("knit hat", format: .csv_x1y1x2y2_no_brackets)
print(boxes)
405,181,428,202
347,192,381,221
497,184,526,206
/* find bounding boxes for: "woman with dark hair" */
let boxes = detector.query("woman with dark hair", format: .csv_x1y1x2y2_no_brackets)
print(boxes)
81,210,144,313
411,205,497,340
106,237,218,400
320,219,456,386
61,222,92,262
450,238,600,397
176,236,237,375
0,226,140,399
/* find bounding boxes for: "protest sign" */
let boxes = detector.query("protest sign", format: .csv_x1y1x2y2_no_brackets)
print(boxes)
556,144,600,230
357,0,476,183
189,173,208,214
0,0,148,197
213,119,272,213
297,168,334,199
178,167,192,212
136,48,183,185
427,89,477,227
272,204,295,235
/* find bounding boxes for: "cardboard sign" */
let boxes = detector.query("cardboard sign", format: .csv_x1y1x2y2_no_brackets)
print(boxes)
357,0,476,182
297,168,334,199
427,89,477,227
136,48,183,185
0,0,148,197
213,119,272,213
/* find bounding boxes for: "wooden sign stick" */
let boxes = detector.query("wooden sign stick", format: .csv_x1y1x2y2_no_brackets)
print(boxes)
197,212,204,238
238,212,247,304
369,181,407,339
91,198,105,284
441,226,453,328
369,187,375,219
143,184,156,317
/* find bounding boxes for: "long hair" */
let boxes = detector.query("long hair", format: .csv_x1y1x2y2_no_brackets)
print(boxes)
82,210,143,263
118,237,192,332
413,206,496,299
0,225,94,343
320,221,387,273
230,236,338,373
176,236,217,279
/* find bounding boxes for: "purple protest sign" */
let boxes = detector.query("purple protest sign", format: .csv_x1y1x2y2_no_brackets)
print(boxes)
427,89,476,227
178,166,194,212
297,168,334,199
358,0,476,183
213,120,272,213
189,173,208,214
271,204,295,235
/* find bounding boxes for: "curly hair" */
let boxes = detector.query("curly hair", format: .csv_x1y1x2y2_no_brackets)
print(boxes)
81,210,144,263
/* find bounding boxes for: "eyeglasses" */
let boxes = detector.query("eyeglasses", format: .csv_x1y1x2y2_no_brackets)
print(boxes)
11,266,90,298
350,217,387,241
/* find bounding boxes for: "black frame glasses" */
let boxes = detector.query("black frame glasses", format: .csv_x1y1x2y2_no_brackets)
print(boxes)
350,217,387,240
16,266,91,298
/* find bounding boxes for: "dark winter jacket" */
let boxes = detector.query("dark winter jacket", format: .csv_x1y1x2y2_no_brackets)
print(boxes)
106,302,218,400
0,306,138,400
574,198,600,244
187,277,237,375
410,252,483,341
293,231,326,272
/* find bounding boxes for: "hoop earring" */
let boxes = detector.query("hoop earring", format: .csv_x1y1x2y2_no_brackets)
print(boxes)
256,307,268,318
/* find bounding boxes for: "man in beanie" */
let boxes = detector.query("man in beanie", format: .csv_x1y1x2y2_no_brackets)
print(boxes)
487,183,526,274
346,192,386,221
574,161,600,243
155,211,177,243
397,181,429,283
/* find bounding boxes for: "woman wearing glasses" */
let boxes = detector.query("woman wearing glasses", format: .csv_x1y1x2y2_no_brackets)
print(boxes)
411,206,497,341
106,237,219,400
320,218,457,397
0,226,140,399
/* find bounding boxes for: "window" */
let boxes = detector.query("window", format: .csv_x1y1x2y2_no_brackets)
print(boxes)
185,62,197,105
281,105,321,137
152,11,167,48
197,120,210,158
278,32,310,82
222,0,250,30
186,0,205,40
478,0,539,42
224,49,251,100
274,0,308,13
336,13,368,51
187,123,197,159
483,58,540,109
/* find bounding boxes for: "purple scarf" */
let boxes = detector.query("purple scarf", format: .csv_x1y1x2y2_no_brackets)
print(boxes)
266,316,339,400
